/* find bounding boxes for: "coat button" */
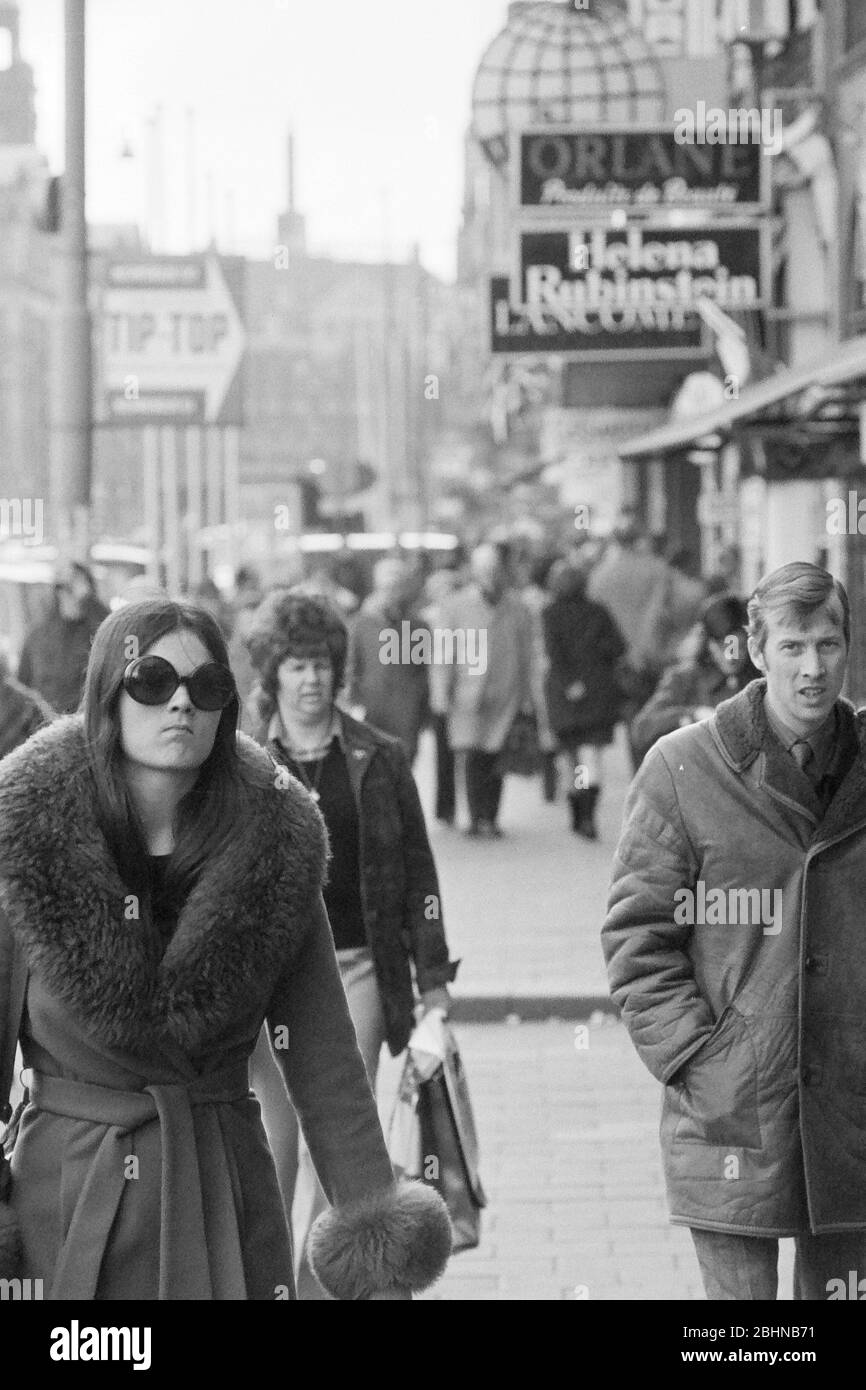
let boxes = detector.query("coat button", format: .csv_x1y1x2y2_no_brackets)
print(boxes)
804,953,828,974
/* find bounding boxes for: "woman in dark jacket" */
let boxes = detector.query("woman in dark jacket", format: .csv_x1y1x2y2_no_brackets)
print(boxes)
542,558,626,839
245,589,458,1298
630,593,760,769
0,597,450,1301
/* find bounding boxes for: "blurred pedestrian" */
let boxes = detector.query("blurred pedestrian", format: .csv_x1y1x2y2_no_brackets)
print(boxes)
630,593,759,767
651,546,708,668
0,596,450,1299
419,568,459,825
293,563,359,617
345,557,429,764
587,520,694,770
17,561,109,713
603,563,866,1300
244,590,457,1298
190,577,234,639
226,564,265,733
542,557,626,839
0,651,55,760
521,555,560,804
432,543,533,839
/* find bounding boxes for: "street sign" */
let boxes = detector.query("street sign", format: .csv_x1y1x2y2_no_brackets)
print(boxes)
97,254,245,425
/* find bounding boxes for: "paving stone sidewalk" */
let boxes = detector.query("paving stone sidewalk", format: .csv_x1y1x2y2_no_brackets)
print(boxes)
379,1018,797,1302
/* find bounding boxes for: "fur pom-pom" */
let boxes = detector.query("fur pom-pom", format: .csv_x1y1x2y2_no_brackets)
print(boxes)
307,1180,452,1300
0,1201,23,1279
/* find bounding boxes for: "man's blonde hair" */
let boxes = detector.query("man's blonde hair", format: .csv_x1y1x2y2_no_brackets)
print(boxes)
747,562,850,654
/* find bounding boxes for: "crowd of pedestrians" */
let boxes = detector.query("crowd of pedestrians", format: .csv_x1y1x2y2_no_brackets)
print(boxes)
3,526,864,1303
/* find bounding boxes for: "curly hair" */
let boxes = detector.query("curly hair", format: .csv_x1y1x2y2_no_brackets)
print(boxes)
244,588,348,731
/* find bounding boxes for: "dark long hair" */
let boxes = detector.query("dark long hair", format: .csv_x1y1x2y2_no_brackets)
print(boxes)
81,597,266,906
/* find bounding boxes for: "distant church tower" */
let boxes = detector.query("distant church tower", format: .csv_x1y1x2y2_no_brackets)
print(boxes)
0,1,37,145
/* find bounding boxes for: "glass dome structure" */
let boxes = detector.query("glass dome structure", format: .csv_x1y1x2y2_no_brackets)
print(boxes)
471,0,667,165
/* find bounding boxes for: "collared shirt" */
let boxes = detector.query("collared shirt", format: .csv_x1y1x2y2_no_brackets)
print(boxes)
763,695,838,783
267,706,344,757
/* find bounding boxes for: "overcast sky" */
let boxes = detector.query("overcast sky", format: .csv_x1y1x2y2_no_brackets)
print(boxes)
19,0,511,280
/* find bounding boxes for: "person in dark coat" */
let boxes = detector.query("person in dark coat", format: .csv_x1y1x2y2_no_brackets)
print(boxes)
244,589,458,1298
0,596,451,1301
630,593,760,768
345,557,430,764
542,557,626,839
602,563,866,1300
0,655,55,760
17,561,109,714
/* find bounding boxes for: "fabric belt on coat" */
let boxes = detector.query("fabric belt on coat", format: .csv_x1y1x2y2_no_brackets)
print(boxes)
29,1065,250,1301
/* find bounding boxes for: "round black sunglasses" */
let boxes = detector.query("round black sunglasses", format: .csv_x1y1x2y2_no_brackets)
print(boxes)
122,656,237,712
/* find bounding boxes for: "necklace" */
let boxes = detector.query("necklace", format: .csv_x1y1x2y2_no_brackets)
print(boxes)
287,747,328,803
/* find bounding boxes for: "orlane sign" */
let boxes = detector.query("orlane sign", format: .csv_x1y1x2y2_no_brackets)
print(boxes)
519,125,765,214
97,254,245,425
492,224,764,358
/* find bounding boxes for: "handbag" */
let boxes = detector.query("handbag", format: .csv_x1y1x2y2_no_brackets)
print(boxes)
388,1016,487,1254
495,711,542,778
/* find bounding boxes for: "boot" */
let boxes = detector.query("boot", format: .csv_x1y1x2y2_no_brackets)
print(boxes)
580,786,600,840
567,790,582,834
542,752,558,803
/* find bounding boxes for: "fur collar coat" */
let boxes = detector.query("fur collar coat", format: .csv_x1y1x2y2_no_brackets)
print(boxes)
0,716,450,1299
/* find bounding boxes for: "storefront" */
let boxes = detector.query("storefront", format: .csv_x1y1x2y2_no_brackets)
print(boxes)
617,331,866,700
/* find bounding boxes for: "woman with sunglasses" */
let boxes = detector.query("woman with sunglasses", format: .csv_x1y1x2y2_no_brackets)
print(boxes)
244,589,458,1299
0,597,451,1301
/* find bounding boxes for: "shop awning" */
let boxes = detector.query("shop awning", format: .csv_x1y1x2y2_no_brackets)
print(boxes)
618,333,866,461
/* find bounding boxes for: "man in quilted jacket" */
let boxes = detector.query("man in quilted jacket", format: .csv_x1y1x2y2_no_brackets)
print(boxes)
602,562,866,1300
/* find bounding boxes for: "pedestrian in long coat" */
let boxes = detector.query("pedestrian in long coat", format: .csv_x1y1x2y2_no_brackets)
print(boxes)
0,597,451,1301
602,563,866,1300
345,558,430,764
542,558,626,838
430,544,533,837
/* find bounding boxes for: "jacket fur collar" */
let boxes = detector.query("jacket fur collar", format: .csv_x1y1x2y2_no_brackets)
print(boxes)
0,716,327,1056
711,678,866,839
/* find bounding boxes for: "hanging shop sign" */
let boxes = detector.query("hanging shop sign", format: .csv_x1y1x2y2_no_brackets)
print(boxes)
518,125,766,215
492,223,765,358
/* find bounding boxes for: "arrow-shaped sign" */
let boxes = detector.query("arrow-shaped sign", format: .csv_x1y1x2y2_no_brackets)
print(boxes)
100,254,245,425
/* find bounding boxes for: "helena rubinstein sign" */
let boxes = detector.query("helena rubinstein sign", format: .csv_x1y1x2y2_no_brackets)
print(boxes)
519,127,765,212
492,225,763,357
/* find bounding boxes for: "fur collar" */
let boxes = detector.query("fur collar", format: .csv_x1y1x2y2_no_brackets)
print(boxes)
0,716,326,1056
711,678,866,839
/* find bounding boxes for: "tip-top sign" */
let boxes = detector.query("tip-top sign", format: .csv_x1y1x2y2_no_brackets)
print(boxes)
99,254,245,426
492,223,764,358
519,126,765,215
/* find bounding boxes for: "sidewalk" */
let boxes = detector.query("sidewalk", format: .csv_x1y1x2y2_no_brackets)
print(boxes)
414,724,633,1005
380,1016,796,1302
